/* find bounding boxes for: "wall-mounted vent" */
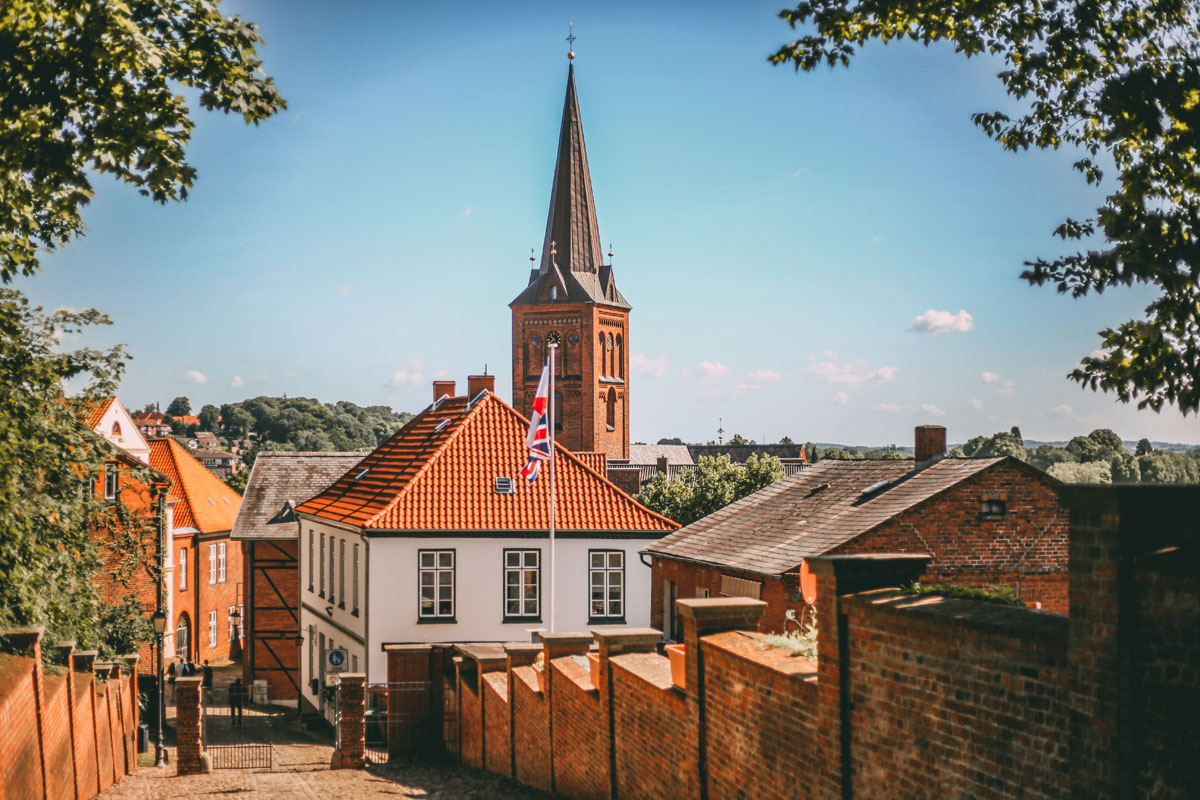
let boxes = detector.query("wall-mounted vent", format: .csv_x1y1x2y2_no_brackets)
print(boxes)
720,574,762,600
494,477,516,495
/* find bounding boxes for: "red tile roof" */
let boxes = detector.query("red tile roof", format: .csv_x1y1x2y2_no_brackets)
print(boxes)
296,393,678,533
148,438,241,532
83,397,117,430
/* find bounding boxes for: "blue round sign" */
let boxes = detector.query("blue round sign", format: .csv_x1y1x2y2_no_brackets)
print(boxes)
328,650,345,667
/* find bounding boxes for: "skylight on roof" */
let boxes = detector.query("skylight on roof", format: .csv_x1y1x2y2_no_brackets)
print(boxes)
353,468,370,482
206,497,215,505
434,418,451,432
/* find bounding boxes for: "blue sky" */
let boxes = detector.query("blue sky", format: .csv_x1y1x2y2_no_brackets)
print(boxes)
20,0,1199,445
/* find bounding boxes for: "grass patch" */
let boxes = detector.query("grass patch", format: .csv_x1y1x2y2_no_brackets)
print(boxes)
762,610,818,660
900,582,1021,606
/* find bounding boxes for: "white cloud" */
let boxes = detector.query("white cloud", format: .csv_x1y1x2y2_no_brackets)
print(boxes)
910,309,974,335
822,349,838,359
871,236,882,243
185,370,207,384
682,361,730,384
461,205,473,216
631,353,670,378
980,371,1001,383
387,370,425,387
734,382,762,392
231,370,269,388
788,167,810,178
1050,404,1074,417
877,403,906,413
230,375,246,388
997,380,1015,396
338,284,356,295
284,371,300,379
920,403,947,417
968,398,983,410
807,358,898,388
747,369,781,384
833,392,850,406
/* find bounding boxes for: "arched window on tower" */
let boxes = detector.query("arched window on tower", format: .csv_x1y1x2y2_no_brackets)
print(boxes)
607,333,615,378
176,612,191,660
606,387,617,432
616,334,624,380
598,333,607,376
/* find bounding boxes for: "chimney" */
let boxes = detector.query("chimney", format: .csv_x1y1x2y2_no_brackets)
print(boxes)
433,380,456,403
656,456,668,475
914,425,947,463
467,374,495,399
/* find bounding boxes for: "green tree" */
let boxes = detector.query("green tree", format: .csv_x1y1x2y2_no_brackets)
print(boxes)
1048,460,1113,483
1088,428,1125,453
636,454,785,526
0,291,122,644
1009,426,1023,444
779,435,794,445
1029,444,1074,472
772,2,1200,414
1135,438,1154,456
657,437,684,445
804,441,820,462
198,404,220,432
165,397,191,417
224,469,249,495
220,405,254,437
0,0,285,281
727,433,750,446
961,431,1027,461
1110,453,1142,483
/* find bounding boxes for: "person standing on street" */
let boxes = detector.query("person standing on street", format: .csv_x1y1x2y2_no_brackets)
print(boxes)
229,678,245,726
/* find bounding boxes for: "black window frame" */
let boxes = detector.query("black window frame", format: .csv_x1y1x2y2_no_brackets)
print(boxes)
502,548,542,623
588,548,626,624
417,548,456,623
103,463,119,502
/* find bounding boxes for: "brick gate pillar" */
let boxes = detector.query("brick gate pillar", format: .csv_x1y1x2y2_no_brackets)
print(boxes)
334,674,366,769
174,677,206,775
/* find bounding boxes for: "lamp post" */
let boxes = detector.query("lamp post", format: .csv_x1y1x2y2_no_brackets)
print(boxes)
151,609,168,766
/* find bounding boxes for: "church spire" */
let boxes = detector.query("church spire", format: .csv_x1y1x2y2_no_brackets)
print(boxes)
539,62,604,276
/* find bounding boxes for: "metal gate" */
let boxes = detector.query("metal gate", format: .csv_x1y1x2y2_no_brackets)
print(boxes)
203,685,274,770
359,681,443,763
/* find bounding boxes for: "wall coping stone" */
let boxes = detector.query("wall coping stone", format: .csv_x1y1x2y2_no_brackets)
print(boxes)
0,626,44,654
175,676,202,685
539,633,594,647
593,629,661,653
677,597,767,619
805,554,930,594
383,643,433,653
844,589,1069,644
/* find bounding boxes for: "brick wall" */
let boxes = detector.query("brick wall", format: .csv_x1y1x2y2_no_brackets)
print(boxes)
244,540,299,698
447,486,1198,800
481,671,511,776
650,557,801,635
183,534,245,665
0,632,138,800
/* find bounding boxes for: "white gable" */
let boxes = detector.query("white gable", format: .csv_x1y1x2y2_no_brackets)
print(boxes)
93,399,151,464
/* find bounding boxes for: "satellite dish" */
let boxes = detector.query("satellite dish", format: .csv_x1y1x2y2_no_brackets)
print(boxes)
800,560,818,606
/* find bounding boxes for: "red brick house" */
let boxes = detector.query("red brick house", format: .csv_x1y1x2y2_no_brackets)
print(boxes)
644,426,1069,636
231,451,364,700
149,438,244,665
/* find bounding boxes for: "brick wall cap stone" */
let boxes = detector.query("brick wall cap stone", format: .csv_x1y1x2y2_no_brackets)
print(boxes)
538,632,594,647
175,676,203,685
805,554,930,589
0,626,44,653
592,628,661,646
677,597,767,619
383,643,434,652
338,672,366,683
503,643,545,656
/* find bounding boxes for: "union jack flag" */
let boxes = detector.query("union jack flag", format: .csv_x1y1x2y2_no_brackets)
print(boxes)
520,362,552,482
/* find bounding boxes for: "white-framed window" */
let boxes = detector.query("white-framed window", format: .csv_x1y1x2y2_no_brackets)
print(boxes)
504,549,541,619
338,539,346,608
103,463,118,501
418,550,455,620
208,544,217,585
218,541,227,583
228,606,238,642
589,550,625,621
308,530,314,592
208,610,217,648
319,532,325,596
328,539,336,605
180,549,188,590
352,543,360,614
176,614,190,659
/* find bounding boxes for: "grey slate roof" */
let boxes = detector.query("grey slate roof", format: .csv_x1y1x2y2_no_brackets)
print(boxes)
510,63,629,311
625,444,695,466
230,451,364,540
644,457,1028,576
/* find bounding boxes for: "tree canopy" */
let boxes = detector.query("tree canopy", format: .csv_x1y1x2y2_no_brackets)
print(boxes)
636,454,785,526
165,396,191,417
772,0,1200,414
0,0,286,280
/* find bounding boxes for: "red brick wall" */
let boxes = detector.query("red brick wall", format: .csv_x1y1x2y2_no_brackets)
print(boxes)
244,540,299,698
510,666,551,792
549,657,606,800
0,636,137,800
650,557,801,635
609,653,697,800
481,673,511,776
457,665,482,770
181,533,244,665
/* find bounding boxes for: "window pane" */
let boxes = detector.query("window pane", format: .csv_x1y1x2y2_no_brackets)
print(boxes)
610,600,622,616
507,599,519,615
421,585,434,602
591,553,605,569
439,585,452,601
438,551,453,568
524,551,539,567
438,599,452,615
420,552,434,568
420,571,433,587
608,551,623,568
506,551,519,567
592,600,605,615
610,571,623,587
523,569,537,586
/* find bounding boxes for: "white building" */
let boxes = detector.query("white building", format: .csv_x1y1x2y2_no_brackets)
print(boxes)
294,382,677,703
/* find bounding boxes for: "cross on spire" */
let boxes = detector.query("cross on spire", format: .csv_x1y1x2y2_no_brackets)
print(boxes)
566,21,576,59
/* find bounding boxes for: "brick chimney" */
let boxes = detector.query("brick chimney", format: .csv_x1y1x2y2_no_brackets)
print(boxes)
433,380,456,403
914,425,947,463
467,374,495,399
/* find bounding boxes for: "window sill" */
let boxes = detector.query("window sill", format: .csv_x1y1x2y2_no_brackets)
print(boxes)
589,617,626,626
417,617,457,625
338,602,345,610
503,617,542,625
351,610,359,618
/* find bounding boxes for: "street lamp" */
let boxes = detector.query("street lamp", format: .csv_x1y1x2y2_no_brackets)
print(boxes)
293,631,305,718
151,609,168,767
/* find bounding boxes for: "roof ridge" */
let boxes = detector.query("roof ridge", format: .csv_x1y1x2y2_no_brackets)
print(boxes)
361,396,483,528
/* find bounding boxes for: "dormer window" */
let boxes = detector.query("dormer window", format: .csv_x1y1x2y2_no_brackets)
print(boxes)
550,285,558,300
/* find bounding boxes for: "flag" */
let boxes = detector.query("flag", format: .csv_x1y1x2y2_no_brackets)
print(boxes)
520,361,551,482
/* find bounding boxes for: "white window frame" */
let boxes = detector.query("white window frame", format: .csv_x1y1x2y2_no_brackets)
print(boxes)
329,538,336,605
218,541,227,583
103,463,118,501
589,550,625,622
352,543,360,615
503,549,541,620
418,549,455,620
228,605,238,642
308,530,314,592
208,544,217,585
319,532,325,596
208,610,217,648
180,549,188,590
338,539,346,607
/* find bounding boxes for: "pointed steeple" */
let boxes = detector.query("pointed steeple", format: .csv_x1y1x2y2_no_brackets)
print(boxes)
539,63,604,276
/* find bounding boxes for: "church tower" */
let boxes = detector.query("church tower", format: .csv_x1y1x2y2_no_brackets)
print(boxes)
511,61,630,460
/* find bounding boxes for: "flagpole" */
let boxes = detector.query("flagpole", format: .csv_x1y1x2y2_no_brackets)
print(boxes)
547,340,557,634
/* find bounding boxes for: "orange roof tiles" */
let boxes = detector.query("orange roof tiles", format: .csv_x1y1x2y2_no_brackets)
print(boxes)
148,438,241,533
83,396,116,431
296,393,678,533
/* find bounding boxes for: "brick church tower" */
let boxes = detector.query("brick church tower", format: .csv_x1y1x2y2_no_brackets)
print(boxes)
511,61,630,461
